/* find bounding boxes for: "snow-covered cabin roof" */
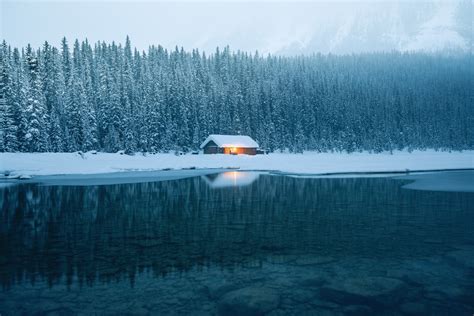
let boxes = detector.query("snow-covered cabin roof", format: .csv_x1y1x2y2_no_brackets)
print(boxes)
200,134,259,149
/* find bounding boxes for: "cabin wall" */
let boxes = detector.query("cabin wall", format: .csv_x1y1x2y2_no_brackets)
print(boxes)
203,139,257,155
223,147,257,155
245,148,257,155
203,146,221,154
203,140,223,154
203,145,257,155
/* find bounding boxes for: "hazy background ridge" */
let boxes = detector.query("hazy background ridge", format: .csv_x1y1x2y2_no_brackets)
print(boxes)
1,0,472,55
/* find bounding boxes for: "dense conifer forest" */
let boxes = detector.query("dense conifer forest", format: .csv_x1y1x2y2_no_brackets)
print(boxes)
0,37,472,153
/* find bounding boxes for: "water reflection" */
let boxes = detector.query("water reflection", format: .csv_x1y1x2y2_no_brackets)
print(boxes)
1,173,473,314
202,171,261,188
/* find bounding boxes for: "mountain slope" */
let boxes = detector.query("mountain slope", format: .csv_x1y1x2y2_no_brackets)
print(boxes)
275,1,471,55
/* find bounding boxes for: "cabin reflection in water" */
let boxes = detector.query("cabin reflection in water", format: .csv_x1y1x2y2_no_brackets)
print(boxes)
201,171,261,188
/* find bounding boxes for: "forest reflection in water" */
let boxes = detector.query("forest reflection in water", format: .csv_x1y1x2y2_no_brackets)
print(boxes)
1,172,473,315
1,172,472,287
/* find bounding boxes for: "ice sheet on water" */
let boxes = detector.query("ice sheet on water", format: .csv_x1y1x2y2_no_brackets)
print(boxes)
15,169,222,186
397,171,474,192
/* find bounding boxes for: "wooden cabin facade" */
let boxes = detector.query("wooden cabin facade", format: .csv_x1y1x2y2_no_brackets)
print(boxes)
200,135,259,155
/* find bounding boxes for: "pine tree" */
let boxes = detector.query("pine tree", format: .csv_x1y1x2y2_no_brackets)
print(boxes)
0,38,472,153
23,45,48,152
1,41,19,151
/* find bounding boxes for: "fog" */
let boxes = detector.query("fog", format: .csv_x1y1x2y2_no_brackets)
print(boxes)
1,0,470,54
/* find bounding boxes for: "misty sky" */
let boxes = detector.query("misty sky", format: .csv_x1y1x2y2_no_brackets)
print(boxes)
1,0,468,55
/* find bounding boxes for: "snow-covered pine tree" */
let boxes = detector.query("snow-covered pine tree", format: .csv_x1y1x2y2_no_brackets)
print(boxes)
0,38,472,153
23,45,48,152
0,41,19,152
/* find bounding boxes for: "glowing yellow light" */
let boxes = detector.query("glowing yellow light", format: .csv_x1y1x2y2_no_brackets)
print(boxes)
222,171,240,185
223,171,242,179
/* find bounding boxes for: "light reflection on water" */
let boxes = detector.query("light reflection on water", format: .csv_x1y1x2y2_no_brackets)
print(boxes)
202,171,261,188
0,172,473,315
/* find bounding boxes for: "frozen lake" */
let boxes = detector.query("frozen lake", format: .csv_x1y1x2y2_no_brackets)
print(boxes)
1,171,473,315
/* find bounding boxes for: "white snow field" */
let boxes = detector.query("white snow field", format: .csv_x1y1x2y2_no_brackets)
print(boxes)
0,150,472,177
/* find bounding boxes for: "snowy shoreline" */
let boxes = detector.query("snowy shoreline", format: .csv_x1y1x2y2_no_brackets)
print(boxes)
1,150,473,178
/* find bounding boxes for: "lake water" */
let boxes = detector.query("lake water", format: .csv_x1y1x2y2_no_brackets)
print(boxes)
1,171,473,315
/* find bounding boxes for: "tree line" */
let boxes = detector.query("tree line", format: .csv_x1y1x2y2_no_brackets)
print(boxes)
0,37,472,153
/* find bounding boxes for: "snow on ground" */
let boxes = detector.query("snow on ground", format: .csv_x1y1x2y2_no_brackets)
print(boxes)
0,150,473,177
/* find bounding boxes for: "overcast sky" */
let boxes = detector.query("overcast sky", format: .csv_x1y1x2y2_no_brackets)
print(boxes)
1,0,466,55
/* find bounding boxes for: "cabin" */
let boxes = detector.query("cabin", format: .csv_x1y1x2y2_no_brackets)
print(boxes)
200,134,259,155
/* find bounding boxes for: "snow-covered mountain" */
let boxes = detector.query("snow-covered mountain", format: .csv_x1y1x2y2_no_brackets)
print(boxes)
273,1,472,55
3,0,471,56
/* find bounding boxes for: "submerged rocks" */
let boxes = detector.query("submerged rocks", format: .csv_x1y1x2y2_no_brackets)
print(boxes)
400,302,427,315
293,256,335,266
217,286,280,316
266,254,299,265
206,282,242,300
321,276,406,306
342,304,373,316
299,276,326,288
445,249,474,269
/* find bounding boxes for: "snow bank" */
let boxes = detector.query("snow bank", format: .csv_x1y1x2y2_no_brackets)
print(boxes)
0,150,472,177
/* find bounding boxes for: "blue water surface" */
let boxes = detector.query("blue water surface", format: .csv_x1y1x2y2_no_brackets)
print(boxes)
1,171,473,315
